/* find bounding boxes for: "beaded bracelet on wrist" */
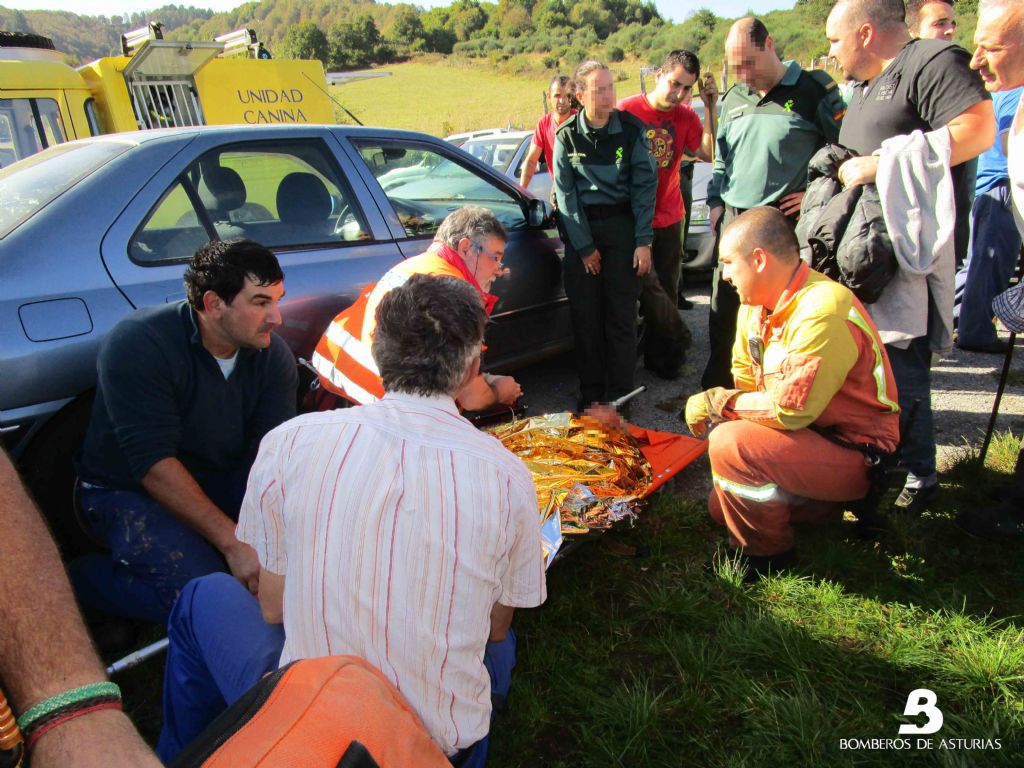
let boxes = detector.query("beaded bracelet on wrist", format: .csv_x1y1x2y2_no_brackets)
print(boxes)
16,682,121,735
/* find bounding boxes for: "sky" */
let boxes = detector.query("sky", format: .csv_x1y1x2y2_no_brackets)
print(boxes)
9,0,797,24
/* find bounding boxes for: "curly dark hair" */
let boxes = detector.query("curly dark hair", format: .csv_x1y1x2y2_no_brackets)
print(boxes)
183,239,283,310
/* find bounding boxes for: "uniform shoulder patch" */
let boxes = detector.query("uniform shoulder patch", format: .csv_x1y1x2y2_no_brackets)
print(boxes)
555,114,578,135
617,109,647,132
807,69,839,91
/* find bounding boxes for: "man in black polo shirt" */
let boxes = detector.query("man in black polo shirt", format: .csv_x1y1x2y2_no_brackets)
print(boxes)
71,239,297,624
826,0,994,514
703,17,846,389
553,59,657,408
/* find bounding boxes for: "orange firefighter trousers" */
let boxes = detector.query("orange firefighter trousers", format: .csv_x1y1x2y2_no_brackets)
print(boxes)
707,420,870,556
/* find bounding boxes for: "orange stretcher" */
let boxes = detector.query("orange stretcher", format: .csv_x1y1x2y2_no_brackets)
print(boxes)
628,424,708,497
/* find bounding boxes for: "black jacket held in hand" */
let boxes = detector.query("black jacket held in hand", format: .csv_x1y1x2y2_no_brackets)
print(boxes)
797,144,896,304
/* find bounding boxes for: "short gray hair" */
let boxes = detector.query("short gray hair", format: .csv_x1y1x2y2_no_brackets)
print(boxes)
980,0,1024,9
372,274,487,398
979,0,1024,36
434,205,506,250
574,60,609,89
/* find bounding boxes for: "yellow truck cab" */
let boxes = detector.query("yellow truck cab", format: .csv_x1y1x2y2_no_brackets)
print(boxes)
0,24,335,166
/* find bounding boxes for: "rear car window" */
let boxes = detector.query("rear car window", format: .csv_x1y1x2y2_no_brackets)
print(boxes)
0,141,129,239
131,139,371,264
461,136,527,173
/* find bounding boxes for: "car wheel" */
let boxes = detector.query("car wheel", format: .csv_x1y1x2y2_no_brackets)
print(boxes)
18,395,99,559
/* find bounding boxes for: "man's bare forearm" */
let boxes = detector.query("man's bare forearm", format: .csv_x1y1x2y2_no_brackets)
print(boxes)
141,457,237,552
490,602,515,642
697,109,717,163
0,452,107,707
519,143,543,188
0,451,162,766
947,101,996,167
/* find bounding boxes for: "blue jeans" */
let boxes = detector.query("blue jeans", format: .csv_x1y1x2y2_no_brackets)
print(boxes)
886,336,936,486
69,486,230,624
158,573,514,766
954,180,1022,346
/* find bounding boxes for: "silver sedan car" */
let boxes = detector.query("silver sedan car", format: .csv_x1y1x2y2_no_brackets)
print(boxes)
1,124,571,543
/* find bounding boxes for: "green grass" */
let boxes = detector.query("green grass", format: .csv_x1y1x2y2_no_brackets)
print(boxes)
328,59,646,137
116,433,1024,765
482,431,1024,767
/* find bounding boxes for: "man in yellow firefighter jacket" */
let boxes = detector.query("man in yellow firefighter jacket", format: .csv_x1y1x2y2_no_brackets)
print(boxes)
312,205,521,410
685,207,900,573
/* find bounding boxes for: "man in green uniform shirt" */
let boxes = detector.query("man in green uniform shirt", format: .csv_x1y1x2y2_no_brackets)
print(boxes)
553,60,658,409
703,16,846,389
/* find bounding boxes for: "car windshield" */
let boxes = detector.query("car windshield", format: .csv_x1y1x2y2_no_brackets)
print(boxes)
0,141,129,239
460,137,526,173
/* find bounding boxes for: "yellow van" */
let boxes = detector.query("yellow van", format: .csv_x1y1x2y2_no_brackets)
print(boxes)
0,25,335,166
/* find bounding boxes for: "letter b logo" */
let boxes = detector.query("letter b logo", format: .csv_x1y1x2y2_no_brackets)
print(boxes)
898,689,943,735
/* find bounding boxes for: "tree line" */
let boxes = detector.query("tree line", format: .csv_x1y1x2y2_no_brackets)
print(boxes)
0,0,980,77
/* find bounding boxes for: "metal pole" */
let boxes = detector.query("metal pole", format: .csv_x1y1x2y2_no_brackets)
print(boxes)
610,385,646,408
979,333,1016,465
106,637,170,676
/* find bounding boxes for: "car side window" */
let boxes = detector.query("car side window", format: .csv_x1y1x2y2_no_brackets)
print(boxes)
130,180,207,263
130,139,371,264
352,140,527,238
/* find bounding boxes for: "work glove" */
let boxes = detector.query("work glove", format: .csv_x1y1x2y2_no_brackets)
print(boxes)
683,387,740,437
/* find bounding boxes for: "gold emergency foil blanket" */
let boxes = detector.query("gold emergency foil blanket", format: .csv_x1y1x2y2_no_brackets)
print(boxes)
491,413,652,537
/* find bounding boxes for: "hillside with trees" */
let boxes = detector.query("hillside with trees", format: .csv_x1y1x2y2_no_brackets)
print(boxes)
0,4,213,61
0,0,979,76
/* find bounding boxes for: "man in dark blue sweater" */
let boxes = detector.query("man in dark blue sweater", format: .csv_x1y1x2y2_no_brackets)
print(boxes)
71,240,297,624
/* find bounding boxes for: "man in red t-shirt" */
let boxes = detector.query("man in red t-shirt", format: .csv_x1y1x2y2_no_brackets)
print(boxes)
619,50,718,378
520,74,577,189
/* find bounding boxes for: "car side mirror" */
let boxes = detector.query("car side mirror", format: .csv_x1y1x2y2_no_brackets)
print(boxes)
527,198,551,228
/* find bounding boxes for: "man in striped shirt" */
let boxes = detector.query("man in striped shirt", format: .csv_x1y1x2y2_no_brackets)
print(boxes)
158,274,546,764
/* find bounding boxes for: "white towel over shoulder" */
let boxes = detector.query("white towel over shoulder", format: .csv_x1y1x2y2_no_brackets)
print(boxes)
872,128,955,354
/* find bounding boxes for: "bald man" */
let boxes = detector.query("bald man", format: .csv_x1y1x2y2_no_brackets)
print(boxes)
826,0,993,515
703,16,845,390
684,208,900,575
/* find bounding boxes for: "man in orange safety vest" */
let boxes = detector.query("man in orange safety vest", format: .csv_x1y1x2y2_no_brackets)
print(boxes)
311,205,522,410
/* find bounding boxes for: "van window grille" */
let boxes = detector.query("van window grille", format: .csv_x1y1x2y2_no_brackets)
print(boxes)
126,80,205,130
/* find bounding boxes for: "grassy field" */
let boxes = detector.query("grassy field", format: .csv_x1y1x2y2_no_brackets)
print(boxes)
328,59,646,138
117,432,1024,766
481,433,1024,767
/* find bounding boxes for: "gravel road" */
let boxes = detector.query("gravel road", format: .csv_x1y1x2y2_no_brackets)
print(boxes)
512,283,1024,500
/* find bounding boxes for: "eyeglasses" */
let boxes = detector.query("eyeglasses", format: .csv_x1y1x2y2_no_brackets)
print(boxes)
472,241,504,269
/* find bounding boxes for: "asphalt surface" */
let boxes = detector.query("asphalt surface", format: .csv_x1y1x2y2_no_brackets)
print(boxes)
510,281,1024,502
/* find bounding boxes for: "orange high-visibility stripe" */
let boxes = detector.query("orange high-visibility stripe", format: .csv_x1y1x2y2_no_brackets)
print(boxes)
313,253,467,404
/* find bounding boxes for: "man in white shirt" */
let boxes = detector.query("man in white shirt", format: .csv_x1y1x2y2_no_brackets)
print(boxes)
157,274,547,763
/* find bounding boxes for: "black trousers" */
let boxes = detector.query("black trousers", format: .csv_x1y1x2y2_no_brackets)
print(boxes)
563,211,641,404
701,205,742,389
640,220,690,372
680,162,694,252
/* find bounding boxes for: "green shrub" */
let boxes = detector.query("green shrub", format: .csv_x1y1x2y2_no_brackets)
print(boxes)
564,46,588,66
